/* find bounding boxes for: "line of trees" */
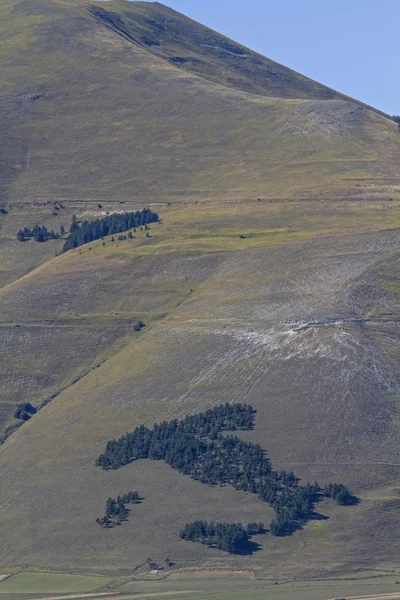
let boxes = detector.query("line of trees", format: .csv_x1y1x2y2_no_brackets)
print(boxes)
96,490,142,528
97,404,355,537
323,483,356,505
62,209,159,252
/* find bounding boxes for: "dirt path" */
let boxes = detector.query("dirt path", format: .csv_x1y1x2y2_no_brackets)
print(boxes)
30,592,196,600
31,592,120,600
328,593,400,600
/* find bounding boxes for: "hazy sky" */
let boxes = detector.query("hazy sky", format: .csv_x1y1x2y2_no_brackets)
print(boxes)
139,0,398,115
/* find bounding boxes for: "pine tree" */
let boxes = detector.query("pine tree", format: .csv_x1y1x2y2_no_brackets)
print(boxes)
70,215,79,232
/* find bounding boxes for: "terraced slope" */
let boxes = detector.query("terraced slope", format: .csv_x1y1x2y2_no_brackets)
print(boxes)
0,0,399,582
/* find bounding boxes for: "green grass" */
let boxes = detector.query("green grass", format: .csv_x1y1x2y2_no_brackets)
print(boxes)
3,574,399,600
79,575,400,600
0,571,112,593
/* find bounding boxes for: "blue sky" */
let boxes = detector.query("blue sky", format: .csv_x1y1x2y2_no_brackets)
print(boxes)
139,0,398,115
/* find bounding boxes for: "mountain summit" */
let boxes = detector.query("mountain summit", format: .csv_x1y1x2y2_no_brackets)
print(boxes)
0,0,398,205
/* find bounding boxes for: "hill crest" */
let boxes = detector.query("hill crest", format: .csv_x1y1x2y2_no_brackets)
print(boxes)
86,0,388,113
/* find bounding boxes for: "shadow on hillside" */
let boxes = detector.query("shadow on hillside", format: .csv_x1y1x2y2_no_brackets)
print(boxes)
236,539,262,555
342,494,360,506
269,510,330,538
310,510,329,521
273,494,361,537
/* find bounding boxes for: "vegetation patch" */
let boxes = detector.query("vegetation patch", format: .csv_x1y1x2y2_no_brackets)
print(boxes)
14,402,37,421
323,482,357,505
96,491,142,528
0,571,112,594
179,520,266,554
180,521,254,554
17,224,63,242
97,404,356,542
62,209,159,252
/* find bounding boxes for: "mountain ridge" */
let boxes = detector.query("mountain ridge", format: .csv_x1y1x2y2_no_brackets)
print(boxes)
87,0,389,115
0,0,398,207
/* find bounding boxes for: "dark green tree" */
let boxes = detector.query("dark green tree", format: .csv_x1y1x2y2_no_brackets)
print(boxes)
14,403,37,421
70,214,79,232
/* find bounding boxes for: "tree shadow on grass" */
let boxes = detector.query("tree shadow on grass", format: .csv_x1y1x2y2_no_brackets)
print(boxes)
203,539,262,556
341,494,360,506
309,510,329,521
229,540,262,556
268,511,330,538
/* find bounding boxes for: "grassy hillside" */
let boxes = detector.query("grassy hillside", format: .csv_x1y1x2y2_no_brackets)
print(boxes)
0,0,399,583
0,0,399,207
0,198,399,579
86,1,387,108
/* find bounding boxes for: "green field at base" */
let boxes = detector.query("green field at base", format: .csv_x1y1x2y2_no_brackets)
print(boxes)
114,574,400,600
90,576,400,600
0,571,112,594
5,574,398,600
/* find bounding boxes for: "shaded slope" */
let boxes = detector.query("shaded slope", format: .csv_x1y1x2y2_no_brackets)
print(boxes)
0,0,398,205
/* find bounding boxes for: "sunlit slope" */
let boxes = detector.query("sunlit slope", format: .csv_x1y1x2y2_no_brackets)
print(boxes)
0,0,399,205
86,1,386,107
0,201,399,577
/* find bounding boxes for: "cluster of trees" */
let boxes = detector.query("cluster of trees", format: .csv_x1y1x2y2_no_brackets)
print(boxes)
134,320,145,332
323,483,355,505
62,209,158,252
179,403,254,437
96,403,255,470
96,490,142,528
246,521,266,535
17,225,64,243
179,521,250,554
97,404,355,537
14,402,37,421
270,482,320,535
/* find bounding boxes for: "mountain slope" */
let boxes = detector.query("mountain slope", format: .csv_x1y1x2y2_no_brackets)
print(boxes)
0,200,399,578
87,1,387,108
0,0,399,583
0,0,398,207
